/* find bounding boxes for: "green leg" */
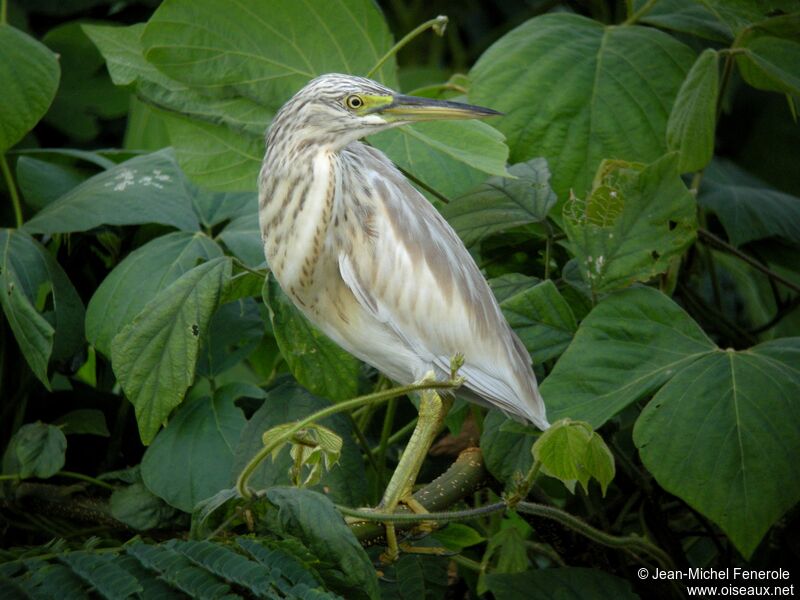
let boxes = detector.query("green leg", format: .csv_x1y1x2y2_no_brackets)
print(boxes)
378,385,453,562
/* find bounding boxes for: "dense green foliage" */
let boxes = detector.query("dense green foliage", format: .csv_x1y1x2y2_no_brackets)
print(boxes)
1,0,799,598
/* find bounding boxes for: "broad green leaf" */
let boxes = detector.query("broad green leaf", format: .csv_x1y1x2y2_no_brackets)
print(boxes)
263,487,379,600
84,22,274,139
489,273,541,304
634,339,800,558
53,409,109,437
218,213,265,268
478,513,531,594
0,24,60,152
110,482,180,530
541,287,715,426
111,257,231,444
697,0,766,34
232,378,367,506
563,154,697,294
86,231,223,356
141,0,396,111
10,423,67,479
142,392,247,512
698,158,800,247
469,13,694,203
487,567,638,600
191,189,255,229
24,149,200,234
16,156,94,211
500,279,577,365
667,49,719,173
369,119,509,201
42,22,129,141
82,24,160,87
159,111,267,192
638,0,735,42
124,96,171,151
380,555,448,600
264,276,360,402
0,229,85,388
635,0,767,39
480,409,537,488
533,419,615,495
197,298,263,378
432,523,485,552
441,158,556,247
737,30,800,96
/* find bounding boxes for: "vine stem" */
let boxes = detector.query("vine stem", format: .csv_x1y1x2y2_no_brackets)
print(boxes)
1,154,23,227
367,15,449,79
1,0,6,25
341,496,673,570
517,501,675,569
235,377,462,498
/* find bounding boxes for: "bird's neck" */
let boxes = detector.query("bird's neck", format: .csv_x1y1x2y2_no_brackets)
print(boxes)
259,144,340,294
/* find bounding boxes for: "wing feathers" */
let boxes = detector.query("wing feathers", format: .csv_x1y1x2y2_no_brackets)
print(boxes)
336,143,548,428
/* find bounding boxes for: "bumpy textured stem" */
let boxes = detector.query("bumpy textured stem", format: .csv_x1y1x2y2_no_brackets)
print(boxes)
348,447,488,545
517,501,675,569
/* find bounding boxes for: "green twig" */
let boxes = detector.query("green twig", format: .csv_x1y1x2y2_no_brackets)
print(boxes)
698,228,800,294
231,257,268,279
716,51,736,120
406,82,468,97
1,154,23,227
544,221,554,280
347,413,380,474
57,471,116,491
623,0,658,25
450,554,483,572
376,397,398,486
1,0,6,25
367,15,449,79
749,295,800,335
235,377,462,498
370,417,417,454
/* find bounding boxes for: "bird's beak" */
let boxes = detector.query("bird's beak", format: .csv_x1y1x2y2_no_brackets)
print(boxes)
378,94,502,121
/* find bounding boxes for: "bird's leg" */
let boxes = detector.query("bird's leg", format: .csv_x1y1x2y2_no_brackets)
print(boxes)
378,384,453,562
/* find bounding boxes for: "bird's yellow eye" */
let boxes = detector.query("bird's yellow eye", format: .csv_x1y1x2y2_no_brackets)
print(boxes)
345,95,364,110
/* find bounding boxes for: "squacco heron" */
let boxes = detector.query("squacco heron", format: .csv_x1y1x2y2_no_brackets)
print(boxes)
258,74,548,552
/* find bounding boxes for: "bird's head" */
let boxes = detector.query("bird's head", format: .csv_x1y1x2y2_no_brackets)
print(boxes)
269,73,500,150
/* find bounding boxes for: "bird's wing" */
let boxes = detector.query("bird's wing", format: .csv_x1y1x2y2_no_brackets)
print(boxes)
337,144,547,427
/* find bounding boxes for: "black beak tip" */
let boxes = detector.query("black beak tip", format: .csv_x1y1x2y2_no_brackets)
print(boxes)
482,107,504,117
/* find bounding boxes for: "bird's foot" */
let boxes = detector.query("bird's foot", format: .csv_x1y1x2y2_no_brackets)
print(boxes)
376,494,438,564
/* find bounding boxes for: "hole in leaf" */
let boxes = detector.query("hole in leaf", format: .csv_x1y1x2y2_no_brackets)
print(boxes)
651,250,661,260
191,324,200,336
668,220,677,231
